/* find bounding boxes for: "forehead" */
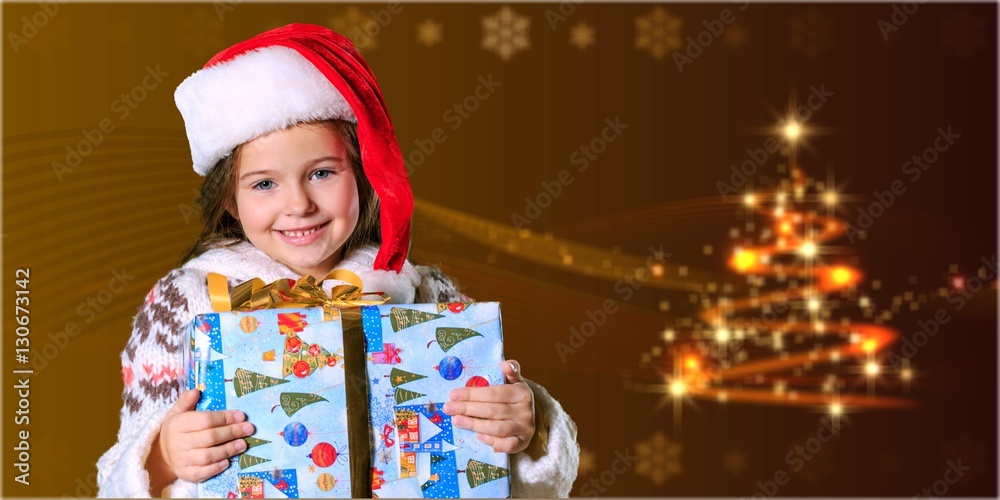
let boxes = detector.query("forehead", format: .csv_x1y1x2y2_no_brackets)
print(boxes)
239,122,347,167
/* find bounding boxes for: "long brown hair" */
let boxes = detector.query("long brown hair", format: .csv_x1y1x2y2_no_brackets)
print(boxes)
178,119,382,266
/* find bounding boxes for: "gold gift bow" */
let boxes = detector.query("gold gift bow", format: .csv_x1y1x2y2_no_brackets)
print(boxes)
206,269,390,315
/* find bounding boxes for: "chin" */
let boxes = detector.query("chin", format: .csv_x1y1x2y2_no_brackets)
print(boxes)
283,250,339,274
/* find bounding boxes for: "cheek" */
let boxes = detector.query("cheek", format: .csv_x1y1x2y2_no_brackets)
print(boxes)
233,195,269,232
348,193,360,221
332,182,360,221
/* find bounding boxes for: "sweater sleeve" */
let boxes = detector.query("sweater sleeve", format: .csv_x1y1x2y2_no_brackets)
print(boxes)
511,379,580,498
95,269,204,498
414,264,582,497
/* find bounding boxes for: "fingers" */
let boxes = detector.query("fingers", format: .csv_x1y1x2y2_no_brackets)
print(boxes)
502,360,522,384
198,420,256,448
443,401,520,420
180,409,247,434
179,457,233,483
201,439,245,465
452,415,520,438
166,390,201,419
476,434,525,454
174,438,248,482
449,384,531,404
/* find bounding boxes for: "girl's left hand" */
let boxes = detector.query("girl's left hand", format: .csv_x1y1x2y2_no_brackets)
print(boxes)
443,360,536,454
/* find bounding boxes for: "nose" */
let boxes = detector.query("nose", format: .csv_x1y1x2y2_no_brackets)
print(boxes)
284,183,316,217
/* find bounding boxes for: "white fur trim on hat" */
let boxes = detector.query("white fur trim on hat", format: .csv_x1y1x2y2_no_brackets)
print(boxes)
175,45,357,175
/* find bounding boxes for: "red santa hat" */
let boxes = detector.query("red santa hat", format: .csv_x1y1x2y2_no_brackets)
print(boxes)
174,23,412,273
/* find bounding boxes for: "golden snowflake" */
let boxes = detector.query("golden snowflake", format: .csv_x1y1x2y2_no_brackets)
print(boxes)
634,432,683,485
569,22,596,50
789,8,834,59
634,7,683,61
722,23,747,49
329,7,380,53
377,447,393,464
417,19,443,47
722,448,747,475
942,8,987,59
787,438,836,486
481,6,531,61
578,447,597,476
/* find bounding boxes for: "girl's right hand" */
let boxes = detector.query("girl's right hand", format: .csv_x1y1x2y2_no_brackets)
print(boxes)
157,389,256,483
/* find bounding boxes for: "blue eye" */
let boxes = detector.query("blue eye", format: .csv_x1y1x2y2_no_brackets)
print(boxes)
252,180,274,191
311,169,333,180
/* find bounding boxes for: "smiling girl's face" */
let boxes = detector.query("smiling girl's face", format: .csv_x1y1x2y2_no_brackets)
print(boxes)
230,122,360,277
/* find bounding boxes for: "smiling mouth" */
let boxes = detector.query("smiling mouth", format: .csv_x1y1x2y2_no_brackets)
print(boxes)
277,221,328,237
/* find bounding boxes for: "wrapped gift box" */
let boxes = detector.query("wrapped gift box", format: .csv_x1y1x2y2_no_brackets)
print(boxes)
185,300,509,499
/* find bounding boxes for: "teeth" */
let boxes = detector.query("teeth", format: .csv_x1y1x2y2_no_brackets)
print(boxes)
281,225,320,237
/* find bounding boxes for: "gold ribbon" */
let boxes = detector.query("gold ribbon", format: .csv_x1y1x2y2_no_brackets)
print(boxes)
207,269,390,318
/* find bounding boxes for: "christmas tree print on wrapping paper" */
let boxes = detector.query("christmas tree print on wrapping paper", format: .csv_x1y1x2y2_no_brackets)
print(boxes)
431,328,483,353
239,437,271,467
390,306,488,353
463,459,509,489
434,309,500,354
395,387,426,404
271,392,329,417
421,474,443,493
282,331,343,379
389,307,445,332
231,368,289,397
243,436,271,449
387,368,427,387
239,453,271,469
390,368,428,404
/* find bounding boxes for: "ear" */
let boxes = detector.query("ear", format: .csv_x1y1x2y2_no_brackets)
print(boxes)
225,199,240,221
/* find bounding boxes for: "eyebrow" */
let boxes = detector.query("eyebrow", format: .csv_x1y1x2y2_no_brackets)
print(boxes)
239,156,344,180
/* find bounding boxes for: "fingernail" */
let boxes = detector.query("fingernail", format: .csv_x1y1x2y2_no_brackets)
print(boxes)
242,423,254,435
234,412,246,423
476,433,488,442
449,389,460,401
453,416,468,428
443,402,455,414
235,439,247,452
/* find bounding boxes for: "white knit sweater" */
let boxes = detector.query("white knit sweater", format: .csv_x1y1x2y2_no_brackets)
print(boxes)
95,242,580,498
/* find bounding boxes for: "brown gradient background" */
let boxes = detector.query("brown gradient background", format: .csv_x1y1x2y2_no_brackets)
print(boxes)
2,2,997,497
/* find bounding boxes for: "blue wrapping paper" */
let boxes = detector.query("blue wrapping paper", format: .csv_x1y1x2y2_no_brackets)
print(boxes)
185,302,509,498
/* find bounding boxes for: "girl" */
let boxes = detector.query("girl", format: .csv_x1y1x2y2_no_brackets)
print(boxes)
96,24,580,498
